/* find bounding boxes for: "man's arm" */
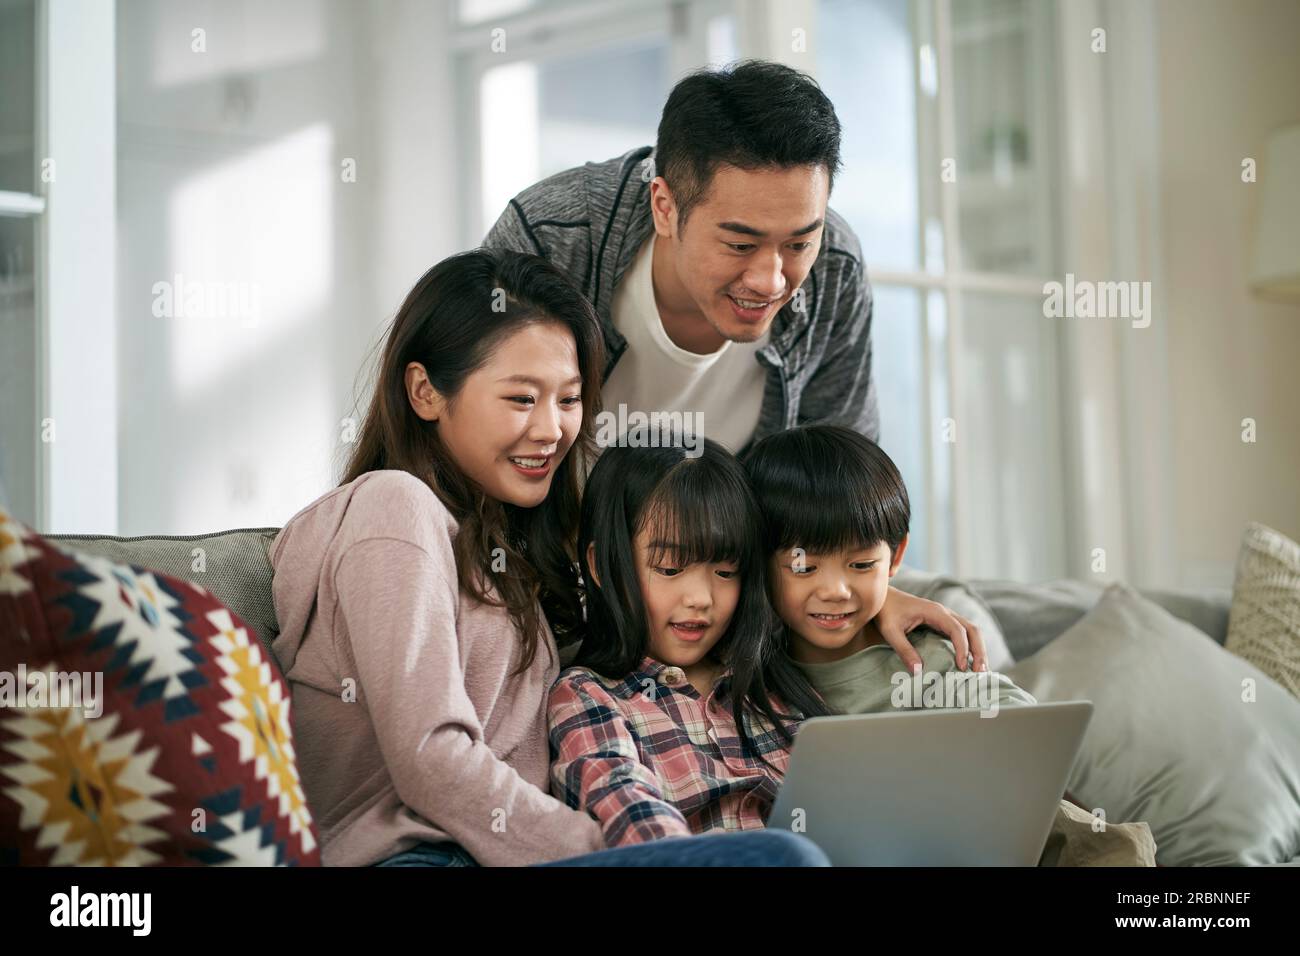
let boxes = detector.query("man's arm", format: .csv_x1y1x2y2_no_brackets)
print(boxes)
480,164,594,272
795,258,880,443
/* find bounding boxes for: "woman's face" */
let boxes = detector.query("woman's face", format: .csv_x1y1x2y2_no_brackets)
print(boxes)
416,321,584,508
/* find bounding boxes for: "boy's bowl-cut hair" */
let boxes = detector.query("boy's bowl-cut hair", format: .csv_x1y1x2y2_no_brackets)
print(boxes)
741,424,911,557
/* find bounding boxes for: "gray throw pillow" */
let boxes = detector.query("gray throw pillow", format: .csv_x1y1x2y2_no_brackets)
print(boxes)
1008,583,1300,866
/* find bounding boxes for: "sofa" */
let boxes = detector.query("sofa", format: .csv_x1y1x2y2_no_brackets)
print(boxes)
42,527,1299,867
45,527,1233,663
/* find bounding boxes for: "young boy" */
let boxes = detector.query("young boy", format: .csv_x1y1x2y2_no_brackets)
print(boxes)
741,424,1156,866
741,424,1033,716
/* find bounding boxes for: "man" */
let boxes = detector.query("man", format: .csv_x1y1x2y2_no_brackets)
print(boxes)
484,59,874,454
484,59,987,674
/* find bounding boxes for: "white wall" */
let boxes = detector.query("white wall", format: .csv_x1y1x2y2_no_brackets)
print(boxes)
1155,0,1300,588
114,0,459,534
364,0,461,321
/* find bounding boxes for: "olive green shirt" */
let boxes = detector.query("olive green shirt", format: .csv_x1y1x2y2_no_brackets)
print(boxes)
792,630,1038,716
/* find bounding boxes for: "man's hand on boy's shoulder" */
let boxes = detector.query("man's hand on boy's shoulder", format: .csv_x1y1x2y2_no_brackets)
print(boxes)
873,586,990,677
900,629,962,674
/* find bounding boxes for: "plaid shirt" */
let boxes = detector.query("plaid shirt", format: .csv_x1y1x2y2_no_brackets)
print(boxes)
547,657,800,848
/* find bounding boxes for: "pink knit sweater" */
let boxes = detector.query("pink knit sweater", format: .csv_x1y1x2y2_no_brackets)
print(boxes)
269,469,604,866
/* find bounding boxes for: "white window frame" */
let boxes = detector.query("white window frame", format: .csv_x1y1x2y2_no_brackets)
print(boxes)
34,0,117,534
801,0,1067,577
452,0,736,248
848,0,1170,583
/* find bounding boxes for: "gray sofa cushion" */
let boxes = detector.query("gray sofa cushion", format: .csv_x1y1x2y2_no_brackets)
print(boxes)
1008,583,1300,865
891,567,1016,670
968,578,1232,661
42,526,1234,675
46,529,280,655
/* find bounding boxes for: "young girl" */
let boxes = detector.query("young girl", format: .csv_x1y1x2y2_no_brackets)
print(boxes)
271,249,821,867
548,432,834,849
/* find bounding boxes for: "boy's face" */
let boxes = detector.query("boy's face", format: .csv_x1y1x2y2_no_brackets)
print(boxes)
769,537,908,663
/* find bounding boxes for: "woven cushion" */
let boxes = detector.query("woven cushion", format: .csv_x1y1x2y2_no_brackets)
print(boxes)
1226,523,1300,700
0,509,319,865
46,529,280,657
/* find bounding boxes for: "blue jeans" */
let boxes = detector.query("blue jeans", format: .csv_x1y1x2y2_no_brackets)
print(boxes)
375,830,829,867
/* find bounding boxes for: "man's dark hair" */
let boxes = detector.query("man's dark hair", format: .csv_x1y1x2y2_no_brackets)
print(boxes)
655,59,843,230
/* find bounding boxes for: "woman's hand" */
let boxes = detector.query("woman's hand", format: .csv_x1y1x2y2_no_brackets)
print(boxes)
875,586,989,676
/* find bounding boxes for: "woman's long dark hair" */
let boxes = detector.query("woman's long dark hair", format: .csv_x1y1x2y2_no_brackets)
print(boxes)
341,248,605,674
572,433,831,764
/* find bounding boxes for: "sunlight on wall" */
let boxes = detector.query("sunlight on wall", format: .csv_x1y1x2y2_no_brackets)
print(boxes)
460,0,531,24
164,327,338,534
166,122,332,396
480,61,539,231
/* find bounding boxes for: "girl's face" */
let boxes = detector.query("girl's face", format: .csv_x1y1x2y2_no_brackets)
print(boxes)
413,322,584,508
626,523,741,671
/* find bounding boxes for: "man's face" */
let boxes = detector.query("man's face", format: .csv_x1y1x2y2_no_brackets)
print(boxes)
650,163,830,344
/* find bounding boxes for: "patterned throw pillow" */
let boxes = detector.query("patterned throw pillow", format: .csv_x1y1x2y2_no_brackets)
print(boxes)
0,508,319,865
1226,523,1300,700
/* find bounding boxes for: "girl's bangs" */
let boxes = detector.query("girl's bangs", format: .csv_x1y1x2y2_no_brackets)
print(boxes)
636,460,757,569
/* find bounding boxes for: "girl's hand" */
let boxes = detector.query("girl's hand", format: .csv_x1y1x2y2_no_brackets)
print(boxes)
875,586,989,675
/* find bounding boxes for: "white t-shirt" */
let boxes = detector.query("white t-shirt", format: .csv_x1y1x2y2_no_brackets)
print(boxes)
601,235,770,454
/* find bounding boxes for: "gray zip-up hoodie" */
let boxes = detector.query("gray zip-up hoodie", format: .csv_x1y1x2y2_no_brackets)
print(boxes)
482,145,879,450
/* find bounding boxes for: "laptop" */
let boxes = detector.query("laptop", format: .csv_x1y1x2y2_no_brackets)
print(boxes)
768,700,1094,866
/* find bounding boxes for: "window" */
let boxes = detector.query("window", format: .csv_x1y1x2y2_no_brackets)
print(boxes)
457,0,737,244
816,0,1065,577
0,0,42,526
